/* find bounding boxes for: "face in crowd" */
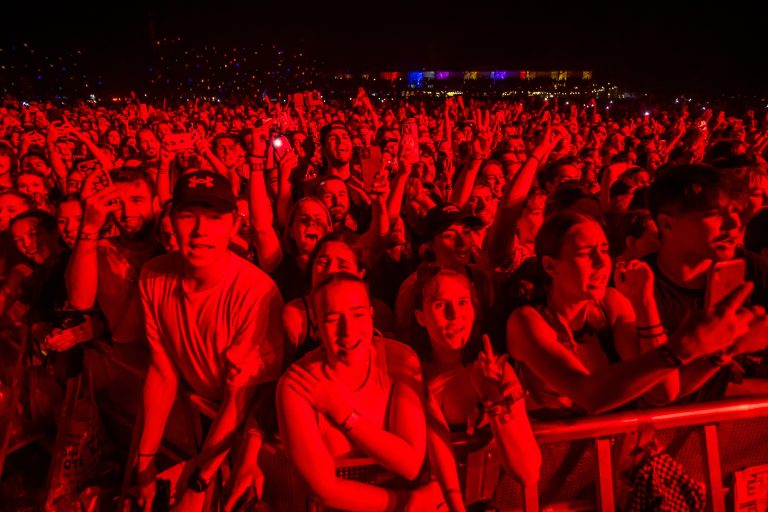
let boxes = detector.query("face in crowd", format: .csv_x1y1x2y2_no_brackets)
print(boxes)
543,219,612,302
289,199,331,256
317,179,350,224
311,240,364,288
11,215,59,264
213,136,242,169
416,271,476,353
429,222,473,267
56,198,83,249
323,128,353,165
136,129,160,160
466,185,496,226
113,179,156,240
172,204,238,269
311,277,374,368
0,192,31,233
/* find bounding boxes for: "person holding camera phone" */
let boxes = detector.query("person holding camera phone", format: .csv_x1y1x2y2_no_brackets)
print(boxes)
642,163,768,404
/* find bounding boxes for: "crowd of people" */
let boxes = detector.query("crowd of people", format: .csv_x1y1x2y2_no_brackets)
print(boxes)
1,88,768,511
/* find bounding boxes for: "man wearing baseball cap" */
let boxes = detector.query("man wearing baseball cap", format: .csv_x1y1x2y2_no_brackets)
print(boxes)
319,121,353,181
394,204,495,339
136,170,285,510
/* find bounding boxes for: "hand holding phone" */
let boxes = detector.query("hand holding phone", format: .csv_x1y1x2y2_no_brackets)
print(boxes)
705,259,747,311
358,145,382,191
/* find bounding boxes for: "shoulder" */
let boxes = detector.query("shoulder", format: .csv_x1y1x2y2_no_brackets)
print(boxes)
506,305,552,356
230,253,282,293
507,304,545,327
140,252,181,282
380,337,422,375
603,287,633,319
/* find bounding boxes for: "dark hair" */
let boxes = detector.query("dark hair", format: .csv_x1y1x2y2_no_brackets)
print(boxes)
0,189,35,210
9,209,58,233
308,231,369,288
544,182,601,219
109,166,156,196
608,209,654,259
510,211,602,306
410,263,483,366
0,142,18,176
57,193,82,207
648,163,737,220
310,272,370,310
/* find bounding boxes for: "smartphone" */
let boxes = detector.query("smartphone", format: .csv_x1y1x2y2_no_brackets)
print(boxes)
401,120,418,154
163,132,197,152
272,135,292,161
293,92,305,109
358,145,382,190
705,258,746,310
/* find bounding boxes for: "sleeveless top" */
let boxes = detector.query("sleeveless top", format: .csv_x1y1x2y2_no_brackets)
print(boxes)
517,299,621,420
304,336,394,459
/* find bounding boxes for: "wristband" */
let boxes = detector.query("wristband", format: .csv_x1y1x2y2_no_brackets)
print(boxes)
137,452,156,458
636,323,664,331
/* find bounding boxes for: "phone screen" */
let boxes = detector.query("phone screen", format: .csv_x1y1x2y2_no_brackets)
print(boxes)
705,259,746,310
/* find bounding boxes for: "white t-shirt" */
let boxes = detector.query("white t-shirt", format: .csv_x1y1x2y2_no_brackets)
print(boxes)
140,251,285,401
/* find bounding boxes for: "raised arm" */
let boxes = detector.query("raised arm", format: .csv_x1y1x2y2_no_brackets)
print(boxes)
247,135,283,272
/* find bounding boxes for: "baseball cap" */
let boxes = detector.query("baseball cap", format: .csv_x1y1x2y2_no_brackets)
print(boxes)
319,121,349,145
171,170,236,212
424,204,483,240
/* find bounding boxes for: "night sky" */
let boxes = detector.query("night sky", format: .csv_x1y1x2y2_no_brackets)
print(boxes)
2,1,766,97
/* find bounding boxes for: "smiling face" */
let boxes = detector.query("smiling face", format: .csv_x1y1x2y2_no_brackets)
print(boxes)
429,222,473,266
113,180,155,239
311,278,373,368
172,204,238,269
317,179,350,223
545,221,612,301
415,272,476,353
323,128,353,165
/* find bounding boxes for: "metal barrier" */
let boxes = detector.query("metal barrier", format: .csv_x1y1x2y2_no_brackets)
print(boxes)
257,395,768,512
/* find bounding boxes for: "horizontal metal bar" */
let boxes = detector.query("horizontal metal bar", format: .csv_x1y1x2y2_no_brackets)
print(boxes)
533,395,768,444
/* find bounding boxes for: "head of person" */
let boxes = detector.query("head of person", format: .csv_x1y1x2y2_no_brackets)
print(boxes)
610,209,660,261
649,164,743,263
313,176,350,224
0,142,17,178
465,183,496,226
212,133,243,169
0,190,34,233
320,122,353,167
412,264,482,365
285,197,333,257
310,272,374,368
109,167,158,240
544,182,602,219
535,212,611,303
540,159,582,193
309,231,368,289
136,128,160,160
69,158,102,195
20,152,52,177
170,171,238,268
56,194,83,249
10,210,61,264
516,188,548,245
424,204,483,267
105,128,122,147
15,169,49,207
479,160,506,199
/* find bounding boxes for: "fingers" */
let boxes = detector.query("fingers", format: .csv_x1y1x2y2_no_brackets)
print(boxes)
715,282,754,317
482,334,494,360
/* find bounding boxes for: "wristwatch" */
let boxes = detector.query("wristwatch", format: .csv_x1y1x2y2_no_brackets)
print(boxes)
187,468,211,493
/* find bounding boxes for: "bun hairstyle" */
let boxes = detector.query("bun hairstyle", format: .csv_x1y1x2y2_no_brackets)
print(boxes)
410,263,483,365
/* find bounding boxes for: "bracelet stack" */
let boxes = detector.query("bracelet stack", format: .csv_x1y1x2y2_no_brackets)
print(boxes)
637,323,667,347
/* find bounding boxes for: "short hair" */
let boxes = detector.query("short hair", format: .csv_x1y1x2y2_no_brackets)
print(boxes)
109,166,156,196
648,163,738,220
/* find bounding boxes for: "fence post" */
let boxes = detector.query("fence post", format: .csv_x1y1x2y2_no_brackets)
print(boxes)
703,424,725,512
595,437,615,512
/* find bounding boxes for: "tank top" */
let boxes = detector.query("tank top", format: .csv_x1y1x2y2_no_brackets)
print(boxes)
518,299,621,419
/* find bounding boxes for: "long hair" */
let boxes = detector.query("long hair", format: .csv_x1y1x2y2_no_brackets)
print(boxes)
409,263,483,366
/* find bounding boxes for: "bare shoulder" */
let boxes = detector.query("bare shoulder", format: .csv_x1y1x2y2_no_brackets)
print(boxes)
381,338,422,375
506,305,552,356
